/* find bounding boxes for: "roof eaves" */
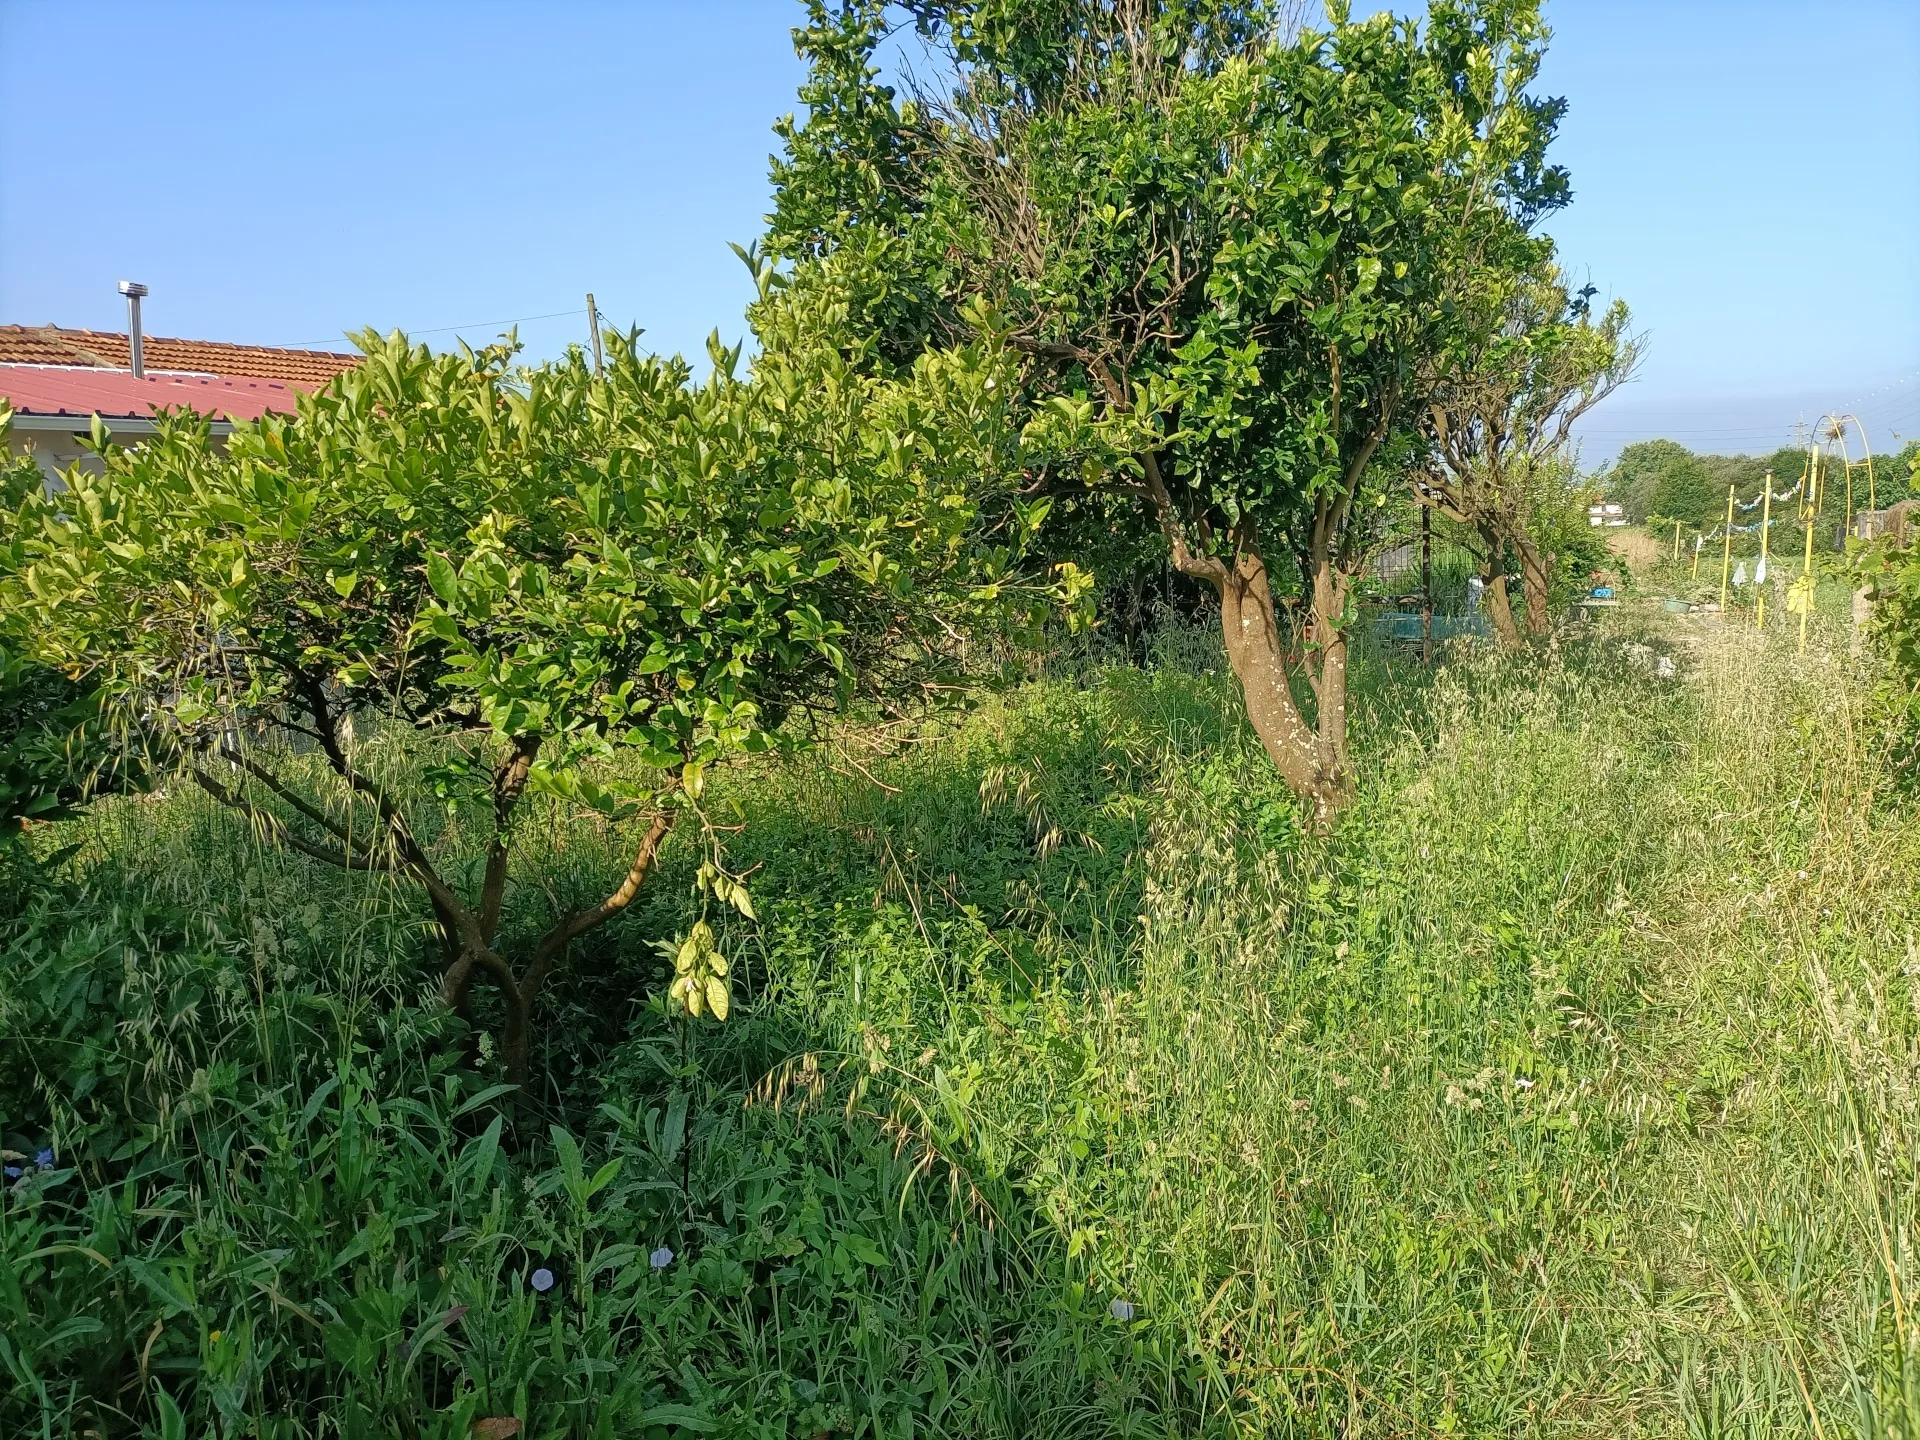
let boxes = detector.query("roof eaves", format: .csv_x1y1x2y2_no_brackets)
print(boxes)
7,411,235,436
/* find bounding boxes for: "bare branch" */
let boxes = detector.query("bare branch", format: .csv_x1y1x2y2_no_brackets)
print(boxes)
188,767,391,874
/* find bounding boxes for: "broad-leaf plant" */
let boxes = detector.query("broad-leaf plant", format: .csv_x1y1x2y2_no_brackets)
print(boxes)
1,264,1070,1085
1420,260,1640,644
768,0,1571,813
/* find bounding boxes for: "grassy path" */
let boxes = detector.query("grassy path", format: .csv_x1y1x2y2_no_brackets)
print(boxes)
798,614,1919,1435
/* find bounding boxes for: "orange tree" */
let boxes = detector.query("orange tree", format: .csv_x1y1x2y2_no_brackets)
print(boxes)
1420,261,1640,644
1,267,1074,1087
0,413,123,850
767,0,1568,814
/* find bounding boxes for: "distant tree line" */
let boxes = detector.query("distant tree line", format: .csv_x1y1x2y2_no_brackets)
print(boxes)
1602,436,1920,530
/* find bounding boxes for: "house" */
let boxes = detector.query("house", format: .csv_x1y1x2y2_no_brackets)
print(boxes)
1,319,360,481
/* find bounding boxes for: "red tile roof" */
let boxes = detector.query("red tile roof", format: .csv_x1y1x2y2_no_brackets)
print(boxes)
0,364,313,426
0,325,359,385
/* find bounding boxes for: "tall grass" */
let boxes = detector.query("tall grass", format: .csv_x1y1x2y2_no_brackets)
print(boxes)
2,612,1914,1436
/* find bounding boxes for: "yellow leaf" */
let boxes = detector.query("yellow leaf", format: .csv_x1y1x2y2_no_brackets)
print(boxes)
727,882,756,921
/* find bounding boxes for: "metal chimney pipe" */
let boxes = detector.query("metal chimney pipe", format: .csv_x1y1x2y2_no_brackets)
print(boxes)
118,280,148,377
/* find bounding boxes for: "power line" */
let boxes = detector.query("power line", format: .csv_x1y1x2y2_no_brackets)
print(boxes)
1843,366,1920,413
1577,430,1812,440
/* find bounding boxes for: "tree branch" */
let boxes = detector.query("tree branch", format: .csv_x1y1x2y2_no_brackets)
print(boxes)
220,748,356,847
188,766,392,874
441,945,520,1012
518,806,678,1012
1141,450,1228,585
290,671,482,951
479,735,541,945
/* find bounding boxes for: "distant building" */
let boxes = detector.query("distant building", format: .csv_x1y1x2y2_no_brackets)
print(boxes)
1587,502,1626,528
1,323,359,481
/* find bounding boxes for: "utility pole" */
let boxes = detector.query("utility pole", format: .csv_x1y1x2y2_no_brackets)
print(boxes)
585,293,604,378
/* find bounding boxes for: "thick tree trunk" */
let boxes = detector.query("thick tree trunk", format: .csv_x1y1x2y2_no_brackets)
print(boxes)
1476,522,1523,649
1215,548,1347,820
1138,451,1350,819
1514,535,1552,636
1483,572,1523,648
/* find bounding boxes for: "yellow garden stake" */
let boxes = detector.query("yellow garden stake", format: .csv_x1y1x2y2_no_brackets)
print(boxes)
1756,471,1773,630
1719,483,1736,612
1826,411,1876,516
1827,410,1873,518
1839,431,1852,521
1673,518,1682,563
1793,493,1816,653
1807,440,1820,527
1823,417,1850,522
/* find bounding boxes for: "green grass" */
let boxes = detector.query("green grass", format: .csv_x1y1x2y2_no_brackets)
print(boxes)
2,613,1915,1437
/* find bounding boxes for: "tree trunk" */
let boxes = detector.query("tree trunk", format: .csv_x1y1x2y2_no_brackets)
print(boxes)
1515,535,1552,636
437,808,677,1097
1215,547,1347,820
1483,571,1523,648
1476,522,1523,649
1139,452,1349,819
502,985,533,1092
1310,557,1352,773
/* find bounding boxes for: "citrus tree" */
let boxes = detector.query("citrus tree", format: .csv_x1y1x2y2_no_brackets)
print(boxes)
2,269,1067,1086
0,410,128,852
1421,261,1640,643
768,0,1568,813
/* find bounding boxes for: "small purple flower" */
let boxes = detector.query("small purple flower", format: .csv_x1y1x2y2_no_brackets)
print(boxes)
34,1149,53,1171
2,1167,19,1179
530,1267,555,1293
649,1246,673,1270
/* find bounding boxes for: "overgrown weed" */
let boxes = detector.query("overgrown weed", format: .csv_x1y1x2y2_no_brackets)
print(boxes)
3,613,1915,1436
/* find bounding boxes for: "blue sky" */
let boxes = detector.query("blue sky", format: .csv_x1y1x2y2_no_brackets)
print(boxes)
3,1,1916,464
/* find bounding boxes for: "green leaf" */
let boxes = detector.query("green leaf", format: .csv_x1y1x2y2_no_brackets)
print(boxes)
452,1082,518,1118
586,1157,623,1197
636,1405,714,1432
427,553,458,605
155,1386,187,1440
463,1114,504,1197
